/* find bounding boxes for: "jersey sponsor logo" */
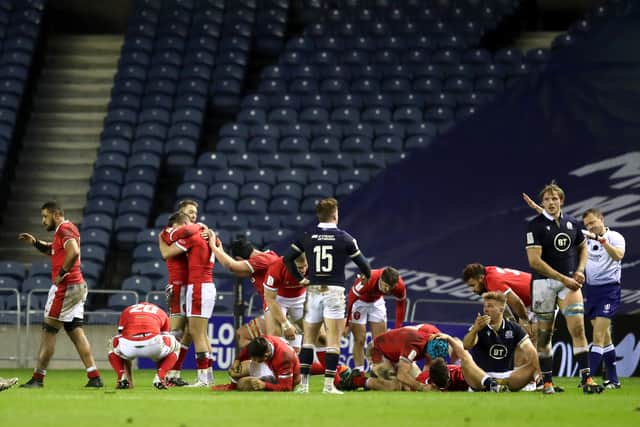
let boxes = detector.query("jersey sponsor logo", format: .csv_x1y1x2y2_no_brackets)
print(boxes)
526,232,534,245
566,221,573,230
489,344,508,359
553,233,572,252
407,349,417,361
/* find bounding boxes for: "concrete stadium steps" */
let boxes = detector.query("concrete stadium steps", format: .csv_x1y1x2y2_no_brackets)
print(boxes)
0,35,121,265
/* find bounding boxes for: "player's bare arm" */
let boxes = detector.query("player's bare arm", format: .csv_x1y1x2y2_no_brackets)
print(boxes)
573,241,587,284
396,360,429,392
157,235,184,259
211,243,252,277
462,313,488,349
583,230,625,260
516,337,538,366
264,288,295,340
18,233,52,255
522,193,543,214
505,292,529,324
526,246,581,290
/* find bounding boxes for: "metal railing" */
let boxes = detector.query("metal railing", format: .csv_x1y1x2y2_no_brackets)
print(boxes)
410,298,482,326
0,288,21,366
22,288,139,365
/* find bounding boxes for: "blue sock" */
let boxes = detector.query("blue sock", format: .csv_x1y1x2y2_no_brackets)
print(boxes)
574,347,590,382
540,356,553,384
602,344,619,384
299,346,314,376
589,345,604,376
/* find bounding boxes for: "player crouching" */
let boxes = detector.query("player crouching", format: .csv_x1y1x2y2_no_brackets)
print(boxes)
108,302,180,390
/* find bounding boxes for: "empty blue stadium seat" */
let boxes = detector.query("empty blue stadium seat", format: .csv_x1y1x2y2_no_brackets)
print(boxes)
122,275,153,295
208,182,240,200
82,228,111,250
236,197,268,215
81,244,107,264
206,196,236,214
133,243,161,262
108,293,138,311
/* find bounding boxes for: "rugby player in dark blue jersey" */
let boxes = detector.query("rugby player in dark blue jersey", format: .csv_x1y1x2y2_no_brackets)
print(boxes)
524,182,603,394
284,197,371,394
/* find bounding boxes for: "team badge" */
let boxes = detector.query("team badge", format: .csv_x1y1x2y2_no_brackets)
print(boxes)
505,330,513,339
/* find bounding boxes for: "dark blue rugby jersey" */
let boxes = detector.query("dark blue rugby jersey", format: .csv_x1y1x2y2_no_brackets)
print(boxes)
525,211,586,279
471,319,527,373
290,222,361,287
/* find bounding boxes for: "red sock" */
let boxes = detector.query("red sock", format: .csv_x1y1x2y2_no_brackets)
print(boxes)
196,357,209,370
87,367,101,379
173,346,189,371
157,353,179,381
316,350,326,367
33,369,46,382
108,353,125,380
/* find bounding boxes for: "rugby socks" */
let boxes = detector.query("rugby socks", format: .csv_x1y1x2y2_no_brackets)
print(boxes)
196,352,210,369
324,349,340,382
33,368,46,382
539,355,553,384
310,346,326,374
299,345,314,386
172,344,189,372
589,345,604,376
108,353,125,380
574,346,591,382
157,353,179,381
602,344,619,384
86,366,101,379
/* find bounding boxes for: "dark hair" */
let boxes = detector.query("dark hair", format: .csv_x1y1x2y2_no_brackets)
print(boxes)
462,263,485,282
428,357,450,389
177,199,199,210
167,212,190,227
381,267,400,288
230,235,254,259
247,337,269,358
582,208,603,219
41,201,64,216
316,197,338,222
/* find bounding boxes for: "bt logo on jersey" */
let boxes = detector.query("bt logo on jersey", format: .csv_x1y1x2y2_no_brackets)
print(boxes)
554,233,571,252
489,344,508,359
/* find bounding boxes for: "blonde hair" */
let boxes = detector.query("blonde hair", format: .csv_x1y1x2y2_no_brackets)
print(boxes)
539,180,564,202
482,291,506,305
316,197,338,222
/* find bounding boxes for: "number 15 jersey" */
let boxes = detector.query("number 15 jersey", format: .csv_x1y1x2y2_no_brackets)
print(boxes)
290,222,361,287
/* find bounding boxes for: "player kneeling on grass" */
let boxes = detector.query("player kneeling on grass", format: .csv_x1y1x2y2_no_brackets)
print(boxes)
108,302,180,390
212,336,301,392
421,333,537,392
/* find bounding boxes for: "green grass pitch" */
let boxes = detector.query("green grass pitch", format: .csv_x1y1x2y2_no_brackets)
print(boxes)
1,369,638,427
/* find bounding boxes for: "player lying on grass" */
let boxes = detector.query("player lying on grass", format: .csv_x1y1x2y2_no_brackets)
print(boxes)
212,336,300,392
